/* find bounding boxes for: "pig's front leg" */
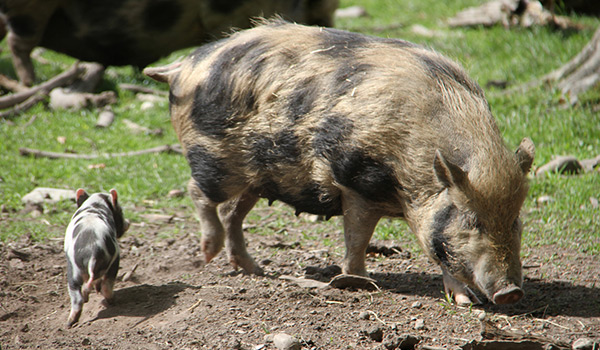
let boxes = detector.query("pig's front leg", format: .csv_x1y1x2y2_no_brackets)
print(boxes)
341,190,381,276
219,191,262,275
442,269,482,306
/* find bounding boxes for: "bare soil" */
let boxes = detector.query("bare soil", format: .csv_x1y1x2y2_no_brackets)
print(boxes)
1,203,599,349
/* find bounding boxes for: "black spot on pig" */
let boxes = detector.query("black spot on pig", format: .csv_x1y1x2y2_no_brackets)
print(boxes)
287,76,321,121
258,180,342,217
190,40,225,67
416,53,484,98
187,145,229,203
330,150,400,202
193,39,268,136
209,0,246,14
103,234,117,257
7,15,36,37
312,114,353,157
73,228,97,267
143,0,183,32
430,204,457,266
330,63,372,97
316,27,370,59
251,131,301,166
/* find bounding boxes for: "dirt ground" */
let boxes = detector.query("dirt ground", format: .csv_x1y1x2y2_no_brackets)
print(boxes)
1,202,599,350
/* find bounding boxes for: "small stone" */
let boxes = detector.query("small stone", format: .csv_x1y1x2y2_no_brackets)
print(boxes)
361,325,384,342
537,195,554,205
167,189,184,198
589,197,599,209
82,338,91,346
411,301,422,309
572,338,595,350
273,333,301,350
140,101,155,111
358,311,371,320
475,310,487,321
335,6,368,18
414,319,425,330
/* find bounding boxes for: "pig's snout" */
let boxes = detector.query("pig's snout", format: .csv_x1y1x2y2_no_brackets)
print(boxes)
492,285,523,304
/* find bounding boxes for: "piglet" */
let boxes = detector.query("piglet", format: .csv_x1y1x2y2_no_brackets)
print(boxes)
64,188,129,327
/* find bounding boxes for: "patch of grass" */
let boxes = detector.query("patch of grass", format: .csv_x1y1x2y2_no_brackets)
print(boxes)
1,0,598,260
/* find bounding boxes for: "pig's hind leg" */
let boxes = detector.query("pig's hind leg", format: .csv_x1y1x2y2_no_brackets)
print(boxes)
100,256,119,306
219,191,262,275
189,179,226,263
66,261,85,327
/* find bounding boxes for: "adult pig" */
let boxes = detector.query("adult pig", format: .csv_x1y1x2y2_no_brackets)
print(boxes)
145,20,535,305
0,0,338,85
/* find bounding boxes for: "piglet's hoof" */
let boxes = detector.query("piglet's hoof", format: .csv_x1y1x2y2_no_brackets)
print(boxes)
328,274,379,290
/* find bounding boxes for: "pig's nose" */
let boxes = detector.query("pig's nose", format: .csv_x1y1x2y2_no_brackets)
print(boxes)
492,285,524,304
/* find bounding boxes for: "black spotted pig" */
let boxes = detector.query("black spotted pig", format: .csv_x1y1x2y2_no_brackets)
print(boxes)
144,20,535,305
64,189,129,327
0,0,338,85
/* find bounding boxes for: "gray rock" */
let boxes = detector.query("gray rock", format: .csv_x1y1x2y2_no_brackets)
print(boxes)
383,333,421,350
414,319,425,330
335,6,368,18
411,301,422,309
358,311,371,320
273,333,301,350
21,187,76,205
572,337,596,350
536,156,583,177
362,325,384,342
580,155,600,172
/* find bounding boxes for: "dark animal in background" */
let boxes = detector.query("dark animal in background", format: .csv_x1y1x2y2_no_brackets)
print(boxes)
145,20,535,306
0,0,339,85
64,189,129,327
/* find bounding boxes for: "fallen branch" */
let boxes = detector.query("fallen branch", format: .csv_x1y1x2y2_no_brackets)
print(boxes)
0,62,83,109
19,144,183,160
0,92,47,119
0,74,28,93
118,83,168,97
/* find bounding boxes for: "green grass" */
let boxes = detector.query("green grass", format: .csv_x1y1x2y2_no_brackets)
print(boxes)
1,0,598,255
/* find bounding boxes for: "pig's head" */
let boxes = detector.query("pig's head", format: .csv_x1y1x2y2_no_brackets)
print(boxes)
418,138,535,304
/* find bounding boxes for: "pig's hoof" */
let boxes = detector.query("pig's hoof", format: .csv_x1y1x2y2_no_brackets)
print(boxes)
67,310,82,328
201,240,224,263
230,256,264,275
101,298,115,307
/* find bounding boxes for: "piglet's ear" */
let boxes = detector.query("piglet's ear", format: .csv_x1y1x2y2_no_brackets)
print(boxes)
515,137,535,175
433,150,468,189
109,189,118,207
76,189,89,207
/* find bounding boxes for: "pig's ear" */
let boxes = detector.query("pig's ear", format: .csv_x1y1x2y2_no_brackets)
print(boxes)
143,61,182,83
515,137,535,175
434,150,468,189
76,189,89,207
109,189,118,207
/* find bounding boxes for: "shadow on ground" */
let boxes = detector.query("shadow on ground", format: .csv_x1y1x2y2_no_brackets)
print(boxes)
90,281,200,326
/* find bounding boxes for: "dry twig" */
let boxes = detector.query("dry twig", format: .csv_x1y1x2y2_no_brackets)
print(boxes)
119,83,168,97
19,144,182,160
0,62,83,109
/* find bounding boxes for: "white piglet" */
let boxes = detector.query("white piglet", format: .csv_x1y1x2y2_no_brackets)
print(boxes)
64,188,129,327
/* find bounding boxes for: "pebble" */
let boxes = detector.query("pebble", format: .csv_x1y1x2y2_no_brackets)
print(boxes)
273,333,301,350
334,6,368,18
537,195,554,205
572,338,596,350
167,189,184,198
361,325,384,342
358,311,371,320
414,319,425,330
475,310,487,320
411,301,422,309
